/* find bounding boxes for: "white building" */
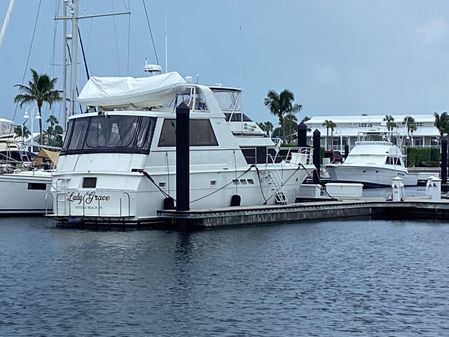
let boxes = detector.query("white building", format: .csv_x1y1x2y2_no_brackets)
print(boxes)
305,114,439,151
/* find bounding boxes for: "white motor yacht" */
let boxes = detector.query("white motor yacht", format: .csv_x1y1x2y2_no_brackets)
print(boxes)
325,139,418,187
51,72,315,225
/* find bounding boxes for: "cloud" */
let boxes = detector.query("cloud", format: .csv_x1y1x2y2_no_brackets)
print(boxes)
416,17,449,45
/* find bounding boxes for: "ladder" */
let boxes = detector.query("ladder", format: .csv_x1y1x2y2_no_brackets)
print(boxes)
266,171,287,205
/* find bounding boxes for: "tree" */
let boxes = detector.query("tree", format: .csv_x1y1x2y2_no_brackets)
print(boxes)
284,113,298,144
383,115,397,132
322,120,336,150
434,112,449,137
402,116,417,146
264,89,302,140
257,121,274,136
14,69,62,145
14,125,31,139
43,115,64,147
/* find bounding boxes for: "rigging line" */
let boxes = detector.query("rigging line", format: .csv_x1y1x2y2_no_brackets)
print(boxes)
111,0,121,75
0,0,15,49
189,165,256,204
13,0,42,121
77,27,90,80
142,0,159,64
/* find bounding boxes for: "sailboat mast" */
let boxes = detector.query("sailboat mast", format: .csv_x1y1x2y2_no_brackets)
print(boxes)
70,0,79,116
62,0,67,127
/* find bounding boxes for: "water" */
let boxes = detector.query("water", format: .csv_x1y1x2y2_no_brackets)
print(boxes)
1,217,449,336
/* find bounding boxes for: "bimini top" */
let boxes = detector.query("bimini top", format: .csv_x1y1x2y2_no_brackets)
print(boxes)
78,72,187,109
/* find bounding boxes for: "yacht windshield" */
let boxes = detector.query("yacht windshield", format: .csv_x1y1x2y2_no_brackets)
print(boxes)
62,115,156,154
212,89,241,112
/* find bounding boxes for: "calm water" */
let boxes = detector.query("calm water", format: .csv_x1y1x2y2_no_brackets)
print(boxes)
1,217,449,336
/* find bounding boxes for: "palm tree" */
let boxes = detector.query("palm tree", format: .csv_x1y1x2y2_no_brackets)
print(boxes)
14,125,31,139
284,113,298,144
322,120,336,150
14,69,62,144
402,116,417,146
264,89,302,141
44,115,64,147
434,112,449,137
257,121,274,136
383,115,397,132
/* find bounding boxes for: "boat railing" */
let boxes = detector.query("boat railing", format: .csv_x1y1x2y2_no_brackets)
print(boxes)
45,192,54,216
119,191,131,217
268,147,312,165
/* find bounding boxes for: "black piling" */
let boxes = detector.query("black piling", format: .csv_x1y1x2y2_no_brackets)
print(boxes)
313,129,321,184
297,122,307,147
176,102,190,212
441,135,447,187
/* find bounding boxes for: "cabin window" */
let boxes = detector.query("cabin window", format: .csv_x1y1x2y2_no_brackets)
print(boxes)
224,113,252,122
158,119,218,147
83,177,97,188
62,116,156,155
28,183,47,190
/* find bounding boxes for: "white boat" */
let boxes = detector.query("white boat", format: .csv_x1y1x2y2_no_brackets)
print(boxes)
0,169,52,214
51,72,315,225
325,139,418,187
0,118,54,214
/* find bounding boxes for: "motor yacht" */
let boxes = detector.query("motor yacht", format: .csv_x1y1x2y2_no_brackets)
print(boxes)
51,72,315,225
325,138,418,187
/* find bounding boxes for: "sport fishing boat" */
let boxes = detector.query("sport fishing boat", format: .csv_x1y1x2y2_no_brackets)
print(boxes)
325,136,418,187
51,72,315,225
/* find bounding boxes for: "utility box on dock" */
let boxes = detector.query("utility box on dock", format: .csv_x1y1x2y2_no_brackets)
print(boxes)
297,184,322,199
325,183,363,198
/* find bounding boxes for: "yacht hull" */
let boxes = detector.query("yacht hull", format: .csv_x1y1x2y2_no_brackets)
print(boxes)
0,171,53,213
52,166,312,221
325,164,418,187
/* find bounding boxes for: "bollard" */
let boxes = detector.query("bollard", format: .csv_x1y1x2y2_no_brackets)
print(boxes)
426,176,441,201
391,176,405,201
312,129,321,184
297,122,307,148
176,102,190,211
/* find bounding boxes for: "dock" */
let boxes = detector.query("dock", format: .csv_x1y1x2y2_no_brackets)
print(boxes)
157,196,449,229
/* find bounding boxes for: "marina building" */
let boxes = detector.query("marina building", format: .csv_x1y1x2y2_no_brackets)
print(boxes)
305,114,439,151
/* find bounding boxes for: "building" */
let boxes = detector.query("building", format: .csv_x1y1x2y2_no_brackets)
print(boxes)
305,114,439,151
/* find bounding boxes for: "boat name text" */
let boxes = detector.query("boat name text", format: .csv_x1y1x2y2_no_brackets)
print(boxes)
67,191,111,205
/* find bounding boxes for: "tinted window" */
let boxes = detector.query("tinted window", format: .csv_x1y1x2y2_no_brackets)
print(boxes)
62,116,156,155
158,119,218,147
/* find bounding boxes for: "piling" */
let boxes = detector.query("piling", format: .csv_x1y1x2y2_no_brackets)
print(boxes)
297,122,307,147
344,144,349,160
313,129,321,184
176,102,190,211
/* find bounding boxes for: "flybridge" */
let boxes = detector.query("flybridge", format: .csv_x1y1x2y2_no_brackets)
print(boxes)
78,72,187,109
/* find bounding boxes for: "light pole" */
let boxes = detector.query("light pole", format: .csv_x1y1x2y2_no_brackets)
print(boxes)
23,107,41,151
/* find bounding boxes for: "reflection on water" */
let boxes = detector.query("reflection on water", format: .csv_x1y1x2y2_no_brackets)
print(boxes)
1,217,449,336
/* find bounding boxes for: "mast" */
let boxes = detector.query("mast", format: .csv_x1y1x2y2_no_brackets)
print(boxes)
62,0,67,127
69,0,79,117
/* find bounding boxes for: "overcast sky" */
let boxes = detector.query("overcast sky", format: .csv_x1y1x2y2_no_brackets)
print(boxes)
1,0,449,127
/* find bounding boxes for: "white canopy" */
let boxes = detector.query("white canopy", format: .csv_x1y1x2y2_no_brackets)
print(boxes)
78,72,187,108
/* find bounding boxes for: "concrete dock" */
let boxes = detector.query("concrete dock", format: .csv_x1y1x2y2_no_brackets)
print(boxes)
157,196,449,229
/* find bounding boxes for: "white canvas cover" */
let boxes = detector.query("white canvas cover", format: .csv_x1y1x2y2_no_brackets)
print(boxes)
78,72,187,108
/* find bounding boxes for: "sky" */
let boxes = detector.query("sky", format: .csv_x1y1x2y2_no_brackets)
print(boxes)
1,0,449,128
